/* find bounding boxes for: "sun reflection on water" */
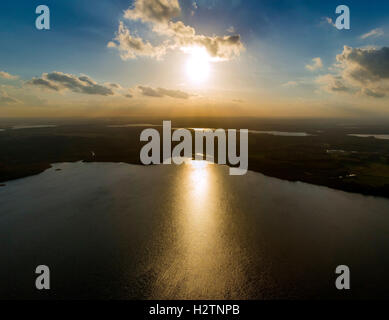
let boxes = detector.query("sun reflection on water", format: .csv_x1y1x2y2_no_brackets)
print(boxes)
188,160,210,199
149,159,247,299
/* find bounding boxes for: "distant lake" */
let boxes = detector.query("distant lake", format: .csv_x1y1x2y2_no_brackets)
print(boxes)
12,125,57,130
249,130,312,136
108,124,162,128
107,125,313,138
349,134,389,140
1,162,389,299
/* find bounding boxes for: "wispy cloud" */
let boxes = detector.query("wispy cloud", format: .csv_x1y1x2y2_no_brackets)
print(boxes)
360,28,384,39
0,71,18,80
227,26,235,33
0,89,20,104
322,17,336,28
306,57,323,71
282,81,298,87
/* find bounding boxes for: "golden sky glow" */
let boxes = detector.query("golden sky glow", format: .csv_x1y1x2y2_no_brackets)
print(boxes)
1,0,389,118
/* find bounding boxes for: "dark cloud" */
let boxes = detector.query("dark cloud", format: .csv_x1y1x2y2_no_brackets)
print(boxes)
109,83,121,89
28,72,115,96
157,87,191,99
138,85,163,97
337,46,389,81
28,78,61,91
27,71,192,100
317,46,389,98
138,85,190,99
362,88,385,98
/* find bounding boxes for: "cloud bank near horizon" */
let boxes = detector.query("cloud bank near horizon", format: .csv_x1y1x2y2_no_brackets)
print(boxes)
25,71,192,101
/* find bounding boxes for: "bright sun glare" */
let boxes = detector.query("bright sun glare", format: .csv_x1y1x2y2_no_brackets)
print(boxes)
186,47,211,84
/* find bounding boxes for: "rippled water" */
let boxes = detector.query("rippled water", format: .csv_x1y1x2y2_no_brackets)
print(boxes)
1,162,389,299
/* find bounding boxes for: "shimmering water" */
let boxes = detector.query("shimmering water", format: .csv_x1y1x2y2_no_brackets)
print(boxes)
1,162,389,299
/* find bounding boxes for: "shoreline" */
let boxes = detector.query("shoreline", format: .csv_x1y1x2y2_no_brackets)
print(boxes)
1,159,388,199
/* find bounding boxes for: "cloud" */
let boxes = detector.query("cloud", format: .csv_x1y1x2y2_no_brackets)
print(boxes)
306,57,323,71
157,87,191,99
316,46,389,98
137,85,191,99
282,81,298,87
28,72,116,96
323,17,336,27
191,1,198,16
124,0,181,24
25,71,192,100
109,0,244,61
315,74,353,93
360,28,384,40
175,31,243,61
153,19,244,60
227,26,235,33
28,78,61,91
108,22,169,60
336,46,389,81
361,88,386,98
0,89,19,104
0,71,18,80
108,83,122,89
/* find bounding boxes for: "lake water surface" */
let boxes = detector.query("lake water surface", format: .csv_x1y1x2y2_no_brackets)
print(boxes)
1,162,389,299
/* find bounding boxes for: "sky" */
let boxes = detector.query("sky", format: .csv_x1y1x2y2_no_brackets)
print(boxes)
0,0,389,118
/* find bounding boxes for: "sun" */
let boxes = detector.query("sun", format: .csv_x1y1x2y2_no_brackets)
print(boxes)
185,47,211,84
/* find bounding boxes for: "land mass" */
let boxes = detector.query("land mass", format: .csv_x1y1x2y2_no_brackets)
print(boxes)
1,117,389,198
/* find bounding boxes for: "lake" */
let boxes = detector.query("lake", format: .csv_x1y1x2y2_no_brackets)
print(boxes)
106,125,312,138
11,125,57,130
249,130,311,137
348,134,389,140
1,161,389,299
